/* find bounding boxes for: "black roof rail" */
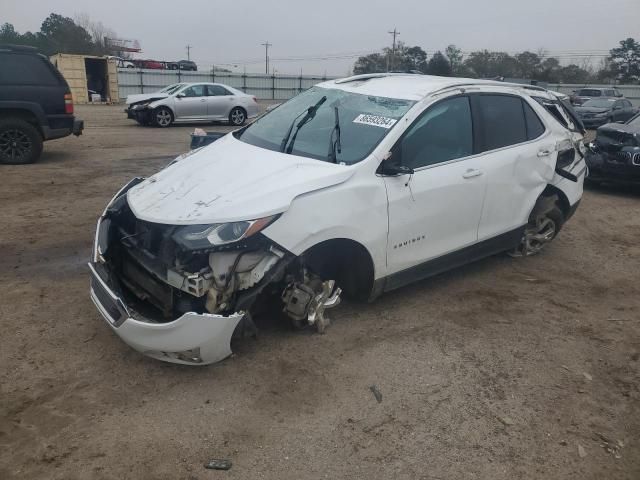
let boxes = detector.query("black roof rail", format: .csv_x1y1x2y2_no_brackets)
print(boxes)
0,44,39,53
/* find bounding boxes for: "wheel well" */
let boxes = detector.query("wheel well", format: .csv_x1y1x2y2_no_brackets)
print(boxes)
540,184,570,218
230,106,247,116
300,238,375,302
0,109,43,137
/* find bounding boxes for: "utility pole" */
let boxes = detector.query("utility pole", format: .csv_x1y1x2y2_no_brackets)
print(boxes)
387,28,400,70
186,44,192,61
261,41,272,74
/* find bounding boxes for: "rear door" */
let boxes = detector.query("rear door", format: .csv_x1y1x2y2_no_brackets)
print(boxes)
173,84,208,119
206,84,234,119
471,93,556,241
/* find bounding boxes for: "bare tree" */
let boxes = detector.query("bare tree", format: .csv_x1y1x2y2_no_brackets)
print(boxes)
74,12,117,55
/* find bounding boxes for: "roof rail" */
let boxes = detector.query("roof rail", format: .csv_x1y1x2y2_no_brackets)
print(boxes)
0,44,39,53
334,72,419,84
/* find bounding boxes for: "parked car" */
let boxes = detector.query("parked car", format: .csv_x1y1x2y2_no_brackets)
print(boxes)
574,98,638,128
584,113,640,186
89,74,586,365
107,55,135,68
132,59,165,70
125,82,259,127
167,60,197,71
570,87,623,106
0,44,83,164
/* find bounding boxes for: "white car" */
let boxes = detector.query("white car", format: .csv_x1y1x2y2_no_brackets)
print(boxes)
124,82,259,127
107,55,135,68
90,73,586,365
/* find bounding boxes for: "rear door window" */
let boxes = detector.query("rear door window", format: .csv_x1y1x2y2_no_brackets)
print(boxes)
207,85,232,96
475,94,527,151
0,53,61,86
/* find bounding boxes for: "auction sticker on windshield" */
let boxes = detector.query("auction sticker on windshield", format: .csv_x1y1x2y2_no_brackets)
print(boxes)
353,114,397,129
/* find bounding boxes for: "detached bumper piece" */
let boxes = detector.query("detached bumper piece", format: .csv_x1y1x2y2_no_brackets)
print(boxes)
89,262,244,365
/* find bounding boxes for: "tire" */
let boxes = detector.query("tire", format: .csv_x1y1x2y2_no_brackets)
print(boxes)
152,107,173,128
0,118,43,164
229,107,247,126
509,195,564,257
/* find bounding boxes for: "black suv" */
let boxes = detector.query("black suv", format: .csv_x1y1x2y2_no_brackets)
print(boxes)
0,44,83,164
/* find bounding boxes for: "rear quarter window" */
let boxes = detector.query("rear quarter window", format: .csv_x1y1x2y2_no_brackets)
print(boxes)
0,53,61,86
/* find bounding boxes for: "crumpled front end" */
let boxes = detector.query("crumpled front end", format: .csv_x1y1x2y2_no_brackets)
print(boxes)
89,178,294,365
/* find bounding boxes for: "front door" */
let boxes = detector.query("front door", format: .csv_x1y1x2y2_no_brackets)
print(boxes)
385,95,487,276
174,84,208,119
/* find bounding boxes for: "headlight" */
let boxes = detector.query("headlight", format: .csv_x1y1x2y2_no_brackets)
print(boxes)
172,215,278,249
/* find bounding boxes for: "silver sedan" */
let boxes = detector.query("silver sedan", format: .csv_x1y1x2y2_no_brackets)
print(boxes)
125,83,260,127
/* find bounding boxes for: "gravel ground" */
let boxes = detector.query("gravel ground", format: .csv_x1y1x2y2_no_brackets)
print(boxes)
0,104,638,480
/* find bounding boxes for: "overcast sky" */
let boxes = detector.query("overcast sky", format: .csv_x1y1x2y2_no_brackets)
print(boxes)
3,0,638,75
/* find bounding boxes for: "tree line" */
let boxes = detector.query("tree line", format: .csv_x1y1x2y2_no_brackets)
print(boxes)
0,13,120,57
353,40,640,84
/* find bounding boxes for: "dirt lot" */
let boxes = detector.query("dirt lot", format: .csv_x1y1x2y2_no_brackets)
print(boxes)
1,104,639,480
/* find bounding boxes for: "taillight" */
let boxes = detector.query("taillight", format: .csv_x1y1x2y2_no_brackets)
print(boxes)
64,93,74,114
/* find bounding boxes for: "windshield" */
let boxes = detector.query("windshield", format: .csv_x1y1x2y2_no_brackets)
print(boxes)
160,83,184,94
582,99,615,108
236,87,415,164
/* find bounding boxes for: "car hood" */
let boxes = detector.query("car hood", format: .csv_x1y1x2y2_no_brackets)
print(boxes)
126,92,169,105
574,107,610,114
127,134,355,225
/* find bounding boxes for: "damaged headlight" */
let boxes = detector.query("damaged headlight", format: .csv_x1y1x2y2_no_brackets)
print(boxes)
172,215,278,249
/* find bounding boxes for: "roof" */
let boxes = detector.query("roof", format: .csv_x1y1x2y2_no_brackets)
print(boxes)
318,73,549,101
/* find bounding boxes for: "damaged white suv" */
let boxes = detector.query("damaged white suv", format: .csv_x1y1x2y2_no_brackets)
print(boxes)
89,74,586,365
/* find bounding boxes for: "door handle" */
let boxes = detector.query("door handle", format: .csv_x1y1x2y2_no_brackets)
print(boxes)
200,98,206,102
462,168,483,179
538,149,553,157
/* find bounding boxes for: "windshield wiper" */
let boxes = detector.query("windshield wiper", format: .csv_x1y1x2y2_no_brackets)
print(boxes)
280,96,327,153
327,106,342,163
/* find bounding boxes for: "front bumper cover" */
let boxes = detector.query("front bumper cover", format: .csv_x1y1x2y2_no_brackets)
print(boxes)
89,262,244,365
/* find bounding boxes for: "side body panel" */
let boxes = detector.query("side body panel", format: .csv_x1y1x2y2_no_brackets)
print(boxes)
262,163,389,280
384,159,487,275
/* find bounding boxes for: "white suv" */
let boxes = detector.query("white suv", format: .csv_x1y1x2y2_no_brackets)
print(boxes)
89,74,586,365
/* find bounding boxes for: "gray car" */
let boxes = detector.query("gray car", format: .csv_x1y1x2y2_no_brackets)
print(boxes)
570,87,623,106
574,98,638,128
125,82,260,127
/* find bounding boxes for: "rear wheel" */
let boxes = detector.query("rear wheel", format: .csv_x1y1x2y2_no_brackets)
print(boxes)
509,196,564,257
229,107,247,126
153,107,173,128
0,119,43,164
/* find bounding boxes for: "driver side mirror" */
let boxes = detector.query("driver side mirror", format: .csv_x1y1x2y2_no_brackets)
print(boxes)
378,154,414,176
176,93,185,99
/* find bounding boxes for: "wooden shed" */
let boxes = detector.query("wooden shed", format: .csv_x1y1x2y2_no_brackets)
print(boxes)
49,53,119,104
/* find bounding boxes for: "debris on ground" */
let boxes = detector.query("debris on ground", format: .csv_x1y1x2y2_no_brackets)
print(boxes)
583,372,593,381
204,459,232,470
559,440,568,446
578,444,587,458
498,416,515,426
369,385,383,403
192,128,207,136
594,432,624,459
